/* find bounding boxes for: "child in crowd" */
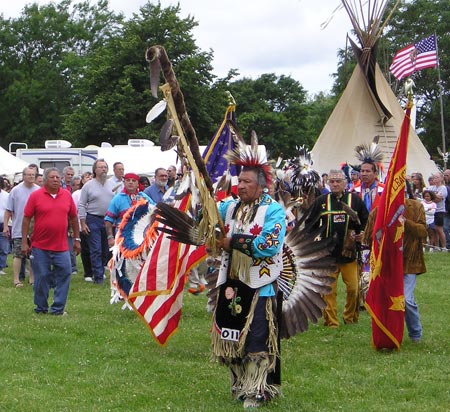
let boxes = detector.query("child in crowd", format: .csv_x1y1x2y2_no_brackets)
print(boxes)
421,190,437,250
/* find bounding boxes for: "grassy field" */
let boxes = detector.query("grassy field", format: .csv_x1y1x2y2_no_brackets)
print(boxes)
0,252,449,412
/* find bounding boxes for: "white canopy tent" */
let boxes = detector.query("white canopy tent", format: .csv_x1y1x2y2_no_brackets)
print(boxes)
0,146,30,178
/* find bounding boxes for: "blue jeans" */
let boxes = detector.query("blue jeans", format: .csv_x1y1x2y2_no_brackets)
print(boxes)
0,232,10,269
30,248,71,314
404,274,422,340
443,213,450,249
67,236,77,273
85,214,109,283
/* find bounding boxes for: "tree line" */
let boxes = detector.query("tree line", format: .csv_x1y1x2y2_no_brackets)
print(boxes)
0,0,448,165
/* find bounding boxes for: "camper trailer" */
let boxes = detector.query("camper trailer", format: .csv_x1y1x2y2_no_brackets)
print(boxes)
14,140,98,175
12,139,205,177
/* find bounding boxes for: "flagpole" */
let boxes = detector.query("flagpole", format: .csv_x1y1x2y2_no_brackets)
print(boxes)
435,33,447,169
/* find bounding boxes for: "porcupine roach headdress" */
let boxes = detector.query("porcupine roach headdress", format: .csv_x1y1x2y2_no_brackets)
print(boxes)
224,124,272,188
354,137,384,176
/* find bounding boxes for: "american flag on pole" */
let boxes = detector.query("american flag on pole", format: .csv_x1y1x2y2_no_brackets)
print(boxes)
128,196,206,346
390,34,438,81
128,104,240,346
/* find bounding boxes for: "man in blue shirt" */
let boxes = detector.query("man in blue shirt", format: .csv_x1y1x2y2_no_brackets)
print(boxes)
144,167,168,203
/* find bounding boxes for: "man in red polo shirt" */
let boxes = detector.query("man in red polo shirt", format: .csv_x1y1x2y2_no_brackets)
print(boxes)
22,168,81,315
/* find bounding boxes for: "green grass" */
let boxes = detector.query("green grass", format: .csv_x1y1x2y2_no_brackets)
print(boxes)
0,252,449,412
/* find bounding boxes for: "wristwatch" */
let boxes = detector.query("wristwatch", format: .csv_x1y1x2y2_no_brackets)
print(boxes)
74,238,81,242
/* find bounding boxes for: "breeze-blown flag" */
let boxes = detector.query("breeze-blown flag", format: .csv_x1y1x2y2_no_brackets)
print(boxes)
128,195,206,346
364,101,413,350
127,104,241,346
390,34,438,80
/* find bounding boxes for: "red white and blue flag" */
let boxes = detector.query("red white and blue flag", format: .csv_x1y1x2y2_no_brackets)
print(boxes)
390,34,438,80
128,196,206,346
129,105,240,346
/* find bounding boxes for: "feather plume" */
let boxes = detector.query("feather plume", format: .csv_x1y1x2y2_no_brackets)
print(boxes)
188,170,201,212
159,119,180,151
226,119,246,144
278,145,320,200
224,126,272,187
174,173,190,200
354,141,384,166
154,202,203,246
250,130,258,152
215,170,233,197
149,57,161,98
146,99,167,123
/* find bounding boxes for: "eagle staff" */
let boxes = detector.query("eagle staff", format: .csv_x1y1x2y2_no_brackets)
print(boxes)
145,45,214,193
145,45,225,245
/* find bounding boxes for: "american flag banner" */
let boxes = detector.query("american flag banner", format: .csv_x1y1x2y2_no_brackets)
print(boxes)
364,101,413,350
128,195,206,346
390,34,438,81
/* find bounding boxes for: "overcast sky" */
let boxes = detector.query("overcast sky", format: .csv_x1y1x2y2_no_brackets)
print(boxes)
2,0,352,95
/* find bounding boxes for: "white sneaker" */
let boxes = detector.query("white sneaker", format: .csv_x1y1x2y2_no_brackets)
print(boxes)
0,270,6,275
84,277,93,282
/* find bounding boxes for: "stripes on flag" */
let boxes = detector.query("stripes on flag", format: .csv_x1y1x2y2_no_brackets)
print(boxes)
128,104,241,346
128,196,206,346
390,34,438,80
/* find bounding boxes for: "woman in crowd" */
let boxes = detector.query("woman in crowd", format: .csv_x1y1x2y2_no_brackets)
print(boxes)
412,172,426,200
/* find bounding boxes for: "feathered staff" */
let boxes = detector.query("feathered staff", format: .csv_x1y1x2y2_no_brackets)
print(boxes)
146,45,213,192
145,45,225,247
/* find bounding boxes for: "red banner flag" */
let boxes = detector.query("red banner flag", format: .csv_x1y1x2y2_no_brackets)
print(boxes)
128,196,206,346
364,101,413,350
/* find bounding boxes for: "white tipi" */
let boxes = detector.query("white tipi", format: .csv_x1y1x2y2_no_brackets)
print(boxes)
311,0,438,178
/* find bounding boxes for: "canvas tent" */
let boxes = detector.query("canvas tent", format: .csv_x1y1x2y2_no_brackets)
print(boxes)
311,0,438,178
0,146,29,176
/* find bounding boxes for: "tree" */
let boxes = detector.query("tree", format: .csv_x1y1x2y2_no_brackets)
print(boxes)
61,1,225,147
304,91,337,146
226,74,310,157
0,0,122,147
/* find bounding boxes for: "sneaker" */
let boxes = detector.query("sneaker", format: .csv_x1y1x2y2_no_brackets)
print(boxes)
51,311,68,316
71,271,78,275
0,270,6,275
84,277,93,282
